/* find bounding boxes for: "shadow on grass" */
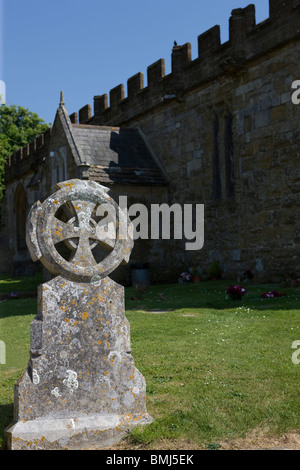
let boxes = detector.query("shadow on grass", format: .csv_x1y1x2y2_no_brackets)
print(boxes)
125,281,300,312
0,298,37,320
0,273,42,295
0,403,13,450
1,278,300,323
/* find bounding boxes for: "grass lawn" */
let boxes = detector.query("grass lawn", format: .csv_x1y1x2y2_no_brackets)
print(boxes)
0,275,299,449
0,272,42,295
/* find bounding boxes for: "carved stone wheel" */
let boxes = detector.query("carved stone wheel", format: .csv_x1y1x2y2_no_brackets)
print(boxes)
26,179,133,283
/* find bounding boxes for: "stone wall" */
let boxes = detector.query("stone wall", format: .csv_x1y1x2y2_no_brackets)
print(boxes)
104,184,176,286
0,129,52,275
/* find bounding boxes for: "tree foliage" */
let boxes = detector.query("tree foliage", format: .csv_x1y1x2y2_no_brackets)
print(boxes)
0,105,49,199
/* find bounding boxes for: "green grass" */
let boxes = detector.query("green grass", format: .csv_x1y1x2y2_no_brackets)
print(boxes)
0,272,42,294
0,277,300,449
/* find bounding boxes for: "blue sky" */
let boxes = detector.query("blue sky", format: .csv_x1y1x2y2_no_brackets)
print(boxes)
1,0,269,125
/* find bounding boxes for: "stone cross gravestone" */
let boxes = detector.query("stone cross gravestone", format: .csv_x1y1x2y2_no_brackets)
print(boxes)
5,179,152,450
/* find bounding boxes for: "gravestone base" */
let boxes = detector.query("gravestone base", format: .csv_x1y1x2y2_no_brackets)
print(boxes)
5,412,152,450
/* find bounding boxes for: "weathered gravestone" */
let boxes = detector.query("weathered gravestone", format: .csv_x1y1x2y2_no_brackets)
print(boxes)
5,179,153,450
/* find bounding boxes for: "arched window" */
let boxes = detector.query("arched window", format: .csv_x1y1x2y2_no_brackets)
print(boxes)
14,185,27,250
51,151,66,186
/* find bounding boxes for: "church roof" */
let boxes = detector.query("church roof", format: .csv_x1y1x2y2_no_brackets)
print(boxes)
70,124,169,185
53,102,169,186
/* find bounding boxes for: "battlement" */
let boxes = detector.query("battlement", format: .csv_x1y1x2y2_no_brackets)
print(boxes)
72,0,300,127
6,128,52,168
5,128,52,183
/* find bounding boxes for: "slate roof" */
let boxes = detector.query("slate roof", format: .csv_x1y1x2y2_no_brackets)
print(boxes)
71,124,169,186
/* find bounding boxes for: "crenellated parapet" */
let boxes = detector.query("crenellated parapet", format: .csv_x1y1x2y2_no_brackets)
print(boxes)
72,0,300,127
5,128,52,182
